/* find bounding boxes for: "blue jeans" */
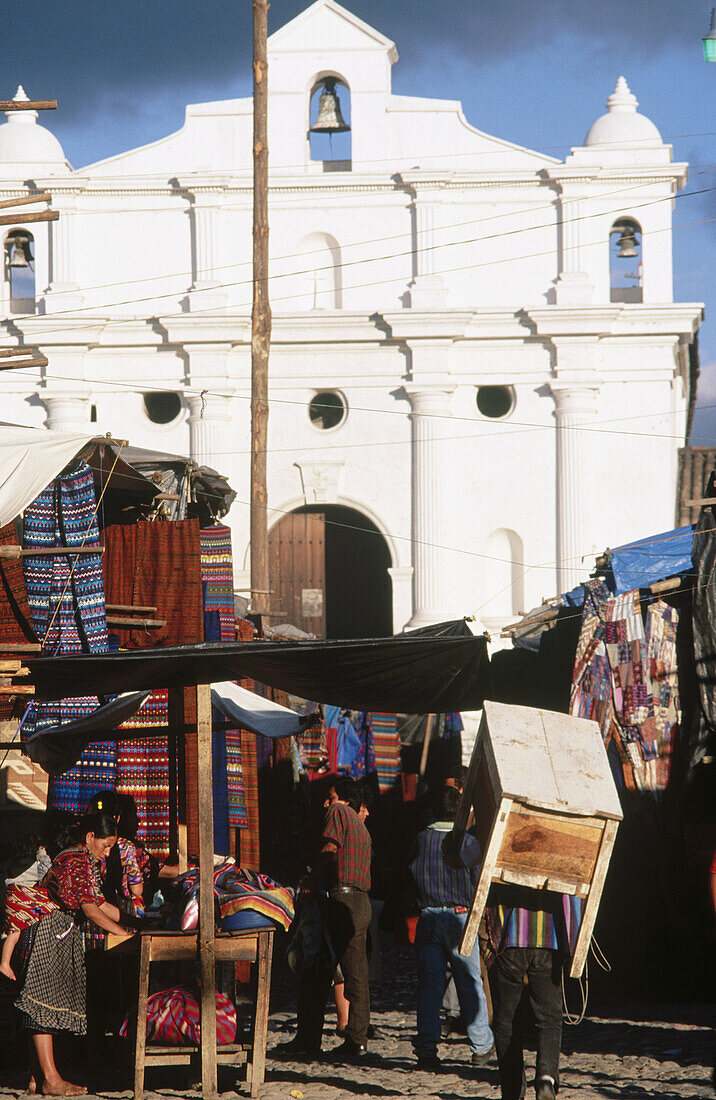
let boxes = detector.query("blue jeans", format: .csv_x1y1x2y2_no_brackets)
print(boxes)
415,907,493,1056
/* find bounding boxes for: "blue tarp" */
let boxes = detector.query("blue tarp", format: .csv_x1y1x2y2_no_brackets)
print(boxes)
609,525,694,594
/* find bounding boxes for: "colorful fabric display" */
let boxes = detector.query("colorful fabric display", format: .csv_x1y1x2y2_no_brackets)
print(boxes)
21,463,112,814
569,579,614,741
175,862,295,933
0,522,36,651
120,987,236,1045
226,727,248,829
369,712,401,792
646,600,680,791
348,712,376,781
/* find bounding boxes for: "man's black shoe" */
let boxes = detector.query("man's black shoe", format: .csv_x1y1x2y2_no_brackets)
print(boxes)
416,1052,441,1070
331,1038,369,1062
535,1077,556,1100
272,1037,321,1059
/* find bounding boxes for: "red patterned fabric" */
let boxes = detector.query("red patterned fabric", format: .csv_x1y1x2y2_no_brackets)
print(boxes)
42,846,105,911
120,987,236,1045
4,884,57,932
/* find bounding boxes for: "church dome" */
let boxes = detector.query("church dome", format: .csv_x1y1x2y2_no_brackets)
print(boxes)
583,77,663,149
0,87,70,174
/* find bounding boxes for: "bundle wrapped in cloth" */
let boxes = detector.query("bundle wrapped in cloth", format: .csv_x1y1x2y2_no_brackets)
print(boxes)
173,861,295,932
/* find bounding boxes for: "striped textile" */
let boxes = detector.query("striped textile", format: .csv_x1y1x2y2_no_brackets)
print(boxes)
238,730,260,869
115,736,170,861
369,712,401,792
4,883,57,933
0,522,36,655
646,600,680,791
120,988,236,1045
226,727,248,829
21,462,112,814
176,863,295,932
199,524,235,642
486,890,583,958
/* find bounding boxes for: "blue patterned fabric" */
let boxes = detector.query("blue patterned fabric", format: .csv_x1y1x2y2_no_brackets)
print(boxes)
21,462,113,812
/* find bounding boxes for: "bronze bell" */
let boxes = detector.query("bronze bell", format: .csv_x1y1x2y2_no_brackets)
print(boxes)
615,224,638,258
310,78,350,134
7,235,32,267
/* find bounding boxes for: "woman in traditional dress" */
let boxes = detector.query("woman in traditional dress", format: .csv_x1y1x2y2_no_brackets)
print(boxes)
12,811,132,1097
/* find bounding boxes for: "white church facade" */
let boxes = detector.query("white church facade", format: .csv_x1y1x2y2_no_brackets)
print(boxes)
0,0,703,636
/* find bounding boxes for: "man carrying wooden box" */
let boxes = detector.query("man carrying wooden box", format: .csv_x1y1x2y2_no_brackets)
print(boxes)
444,701,622,1100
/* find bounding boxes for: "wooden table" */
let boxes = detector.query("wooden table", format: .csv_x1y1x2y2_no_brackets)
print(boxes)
107,926,274,1099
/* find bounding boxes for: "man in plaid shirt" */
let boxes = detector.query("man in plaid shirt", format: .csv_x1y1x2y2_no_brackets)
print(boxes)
277,777,372,1061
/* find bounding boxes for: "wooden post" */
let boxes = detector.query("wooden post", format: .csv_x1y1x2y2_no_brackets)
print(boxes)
196,682,217,1098
418,714,437,781
250,0,271,618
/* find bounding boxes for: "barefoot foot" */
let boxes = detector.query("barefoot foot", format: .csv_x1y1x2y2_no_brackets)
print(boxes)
0,961,16,981
27,1076,37,1095
40,1079,87,1096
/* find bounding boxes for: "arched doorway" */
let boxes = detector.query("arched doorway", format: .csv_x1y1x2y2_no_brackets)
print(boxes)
268,505,393,639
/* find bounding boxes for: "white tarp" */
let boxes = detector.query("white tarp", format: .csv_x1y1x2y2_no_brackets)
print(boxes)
0,422,94,528
211,681,305,739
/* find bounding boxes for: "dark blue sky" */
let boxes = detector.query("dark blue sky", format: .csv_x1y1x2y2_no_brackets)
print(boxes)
4,0,715,439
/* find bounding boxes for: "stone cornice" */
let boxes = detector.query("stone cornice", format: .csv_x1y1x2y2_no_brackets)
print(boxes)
525,303,703,339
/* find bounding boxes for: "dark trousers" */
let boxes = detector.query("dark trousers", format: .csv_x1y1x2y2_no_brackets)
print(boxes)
490,947,563,1100
297,889,372,1049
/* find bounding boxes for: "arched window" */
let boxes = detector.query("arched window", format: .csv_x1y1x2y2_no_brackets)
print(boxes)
610,217,642,303
4,229,35,314
298,232,343,309
480,528,525,625
309,76,351,169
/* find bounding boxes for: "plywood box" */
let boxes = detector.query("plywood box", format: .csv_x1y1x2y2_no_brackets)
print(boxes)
456,701,622,978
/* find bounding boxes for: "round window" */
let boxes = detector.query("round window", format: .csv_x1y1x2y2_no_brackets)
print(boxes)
143,391,182,425
476,385,514,419
308,391,346,430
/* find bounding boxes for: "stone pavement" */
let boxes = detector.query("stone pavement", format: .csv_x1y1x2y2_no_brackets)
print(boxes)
0,939,713,1099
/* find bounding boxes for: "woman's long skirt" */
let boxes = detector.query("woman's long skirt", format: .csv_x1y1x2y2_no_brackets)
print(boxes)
14,910,86,1035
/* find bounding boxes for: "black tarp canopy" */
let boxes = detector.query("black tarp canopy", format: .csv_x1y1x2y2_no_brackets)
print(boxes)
27,634,491,714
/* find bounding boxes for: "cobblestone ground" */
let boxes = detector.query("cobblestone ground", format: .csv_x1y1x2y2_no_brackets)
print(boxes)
0,939,713,1099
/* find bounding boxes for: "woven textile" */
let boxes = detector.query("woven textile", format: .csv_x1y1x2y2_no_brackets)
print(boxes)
120,987,236,1045
226,727,248,829
646,600,680,791
348,712,376,781
175,863,295,933
21,463,112,813
0,522,35,652
116,690,170,859
199,524,235,642
369,712,401,792
4,883,57,933
238,729,260,869
569,579,614,740
102,519,203,648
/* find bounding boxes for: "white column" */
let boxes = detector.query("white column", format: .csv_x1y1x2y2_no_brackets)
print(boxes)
41,392,91,433
409,189,448,309
406,387,456,627
554,193,594,305
188,201,227,310
44,196,85,311
551,384,599,591
388,566,414,634
186,391,233,468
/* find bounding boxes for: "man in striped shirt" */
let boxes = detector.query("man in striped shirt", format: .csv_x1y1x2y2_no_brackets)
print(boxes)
444,830,583,1100
408,786,494,1069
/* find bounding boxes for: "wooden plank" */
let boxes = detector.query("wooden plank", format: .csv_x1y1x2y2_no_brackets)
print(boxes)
0,210,58,226
454,710,487,835
248,929,273,1096
497,807,603,883
0,660,21,673
0,643,41,653
105,616,166,628
134,933,151,1100
0,357,47,371
481,702,622,820
0,685,34,695
570,818,620,979
472,751,497,853
0,345,42,356
418,714,436,781
0,100,57,111
196,681,218,1099
105,604,157,614
494,868,588,895
460,796,513,957
0,545,104,559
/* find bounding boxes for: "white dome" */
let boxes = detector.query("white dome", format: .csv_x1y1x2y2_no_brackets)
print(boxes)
0,87,69,175
584,77,663,149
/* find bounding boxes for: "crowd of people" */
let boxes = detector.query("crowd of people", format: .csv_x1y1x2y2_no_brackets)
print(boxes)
275,770,581,1100
1,771,583,1100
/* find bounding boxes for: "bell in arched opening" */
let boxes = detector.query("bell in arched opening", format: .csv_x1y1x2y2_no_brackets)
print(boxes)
6,233,33,268
615,223,638,258
310,78,350,135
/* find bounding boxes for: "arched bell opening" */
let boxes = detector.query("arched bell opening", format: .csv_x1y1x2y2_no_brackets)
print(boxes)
4,228,36,314
610,217,643,303
308,75,351,170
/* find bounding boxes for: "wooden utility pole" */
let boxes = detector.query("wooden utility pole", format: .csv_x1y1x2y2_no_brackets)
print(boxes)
251,0,271,617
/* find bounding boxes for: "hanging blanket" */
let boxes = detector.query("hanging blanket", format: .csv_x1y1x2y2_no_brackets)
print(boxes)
569,579,614,741
21,462,112,813
369,712,401,792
